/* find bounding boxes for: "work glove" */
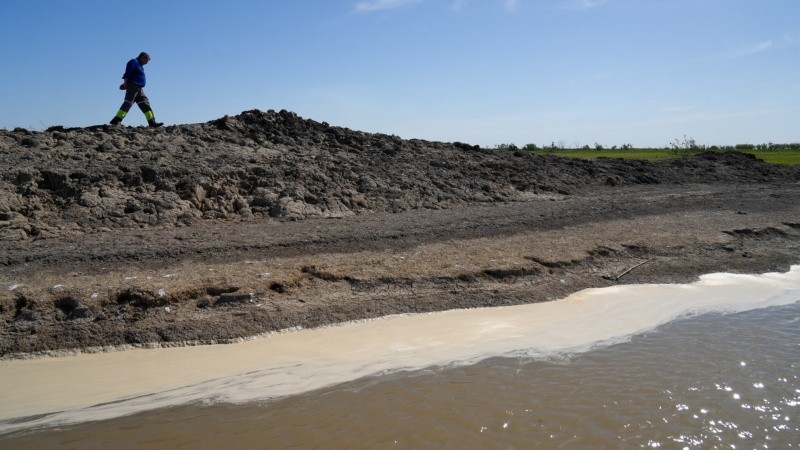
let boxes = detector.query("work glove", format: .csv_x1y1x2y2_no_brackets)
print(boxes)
119,82,127,90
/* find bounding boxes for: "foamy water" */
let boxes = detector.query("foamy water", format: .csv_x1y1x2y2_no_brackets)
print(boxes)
2,266,799,435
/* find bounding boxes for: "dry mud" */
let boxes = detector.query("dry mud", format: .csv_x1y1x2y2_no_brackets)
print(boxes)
1,110,799,357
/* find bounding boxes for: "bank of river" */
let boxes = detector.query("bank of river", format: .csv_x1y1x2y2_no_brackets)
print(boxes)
1,267,798,447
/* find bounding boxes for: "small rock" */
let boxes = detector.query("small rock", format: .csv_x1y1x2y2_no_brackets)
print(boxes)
215,292,254,306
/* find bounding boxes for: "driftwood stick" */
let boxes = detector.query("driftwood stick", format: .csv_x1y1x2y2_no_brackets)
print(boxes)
615,259,652,281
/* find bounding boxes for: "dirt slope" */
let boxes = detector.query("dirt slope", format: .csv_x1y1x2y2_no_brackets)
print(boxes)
2,109,796,242
1,110,799,357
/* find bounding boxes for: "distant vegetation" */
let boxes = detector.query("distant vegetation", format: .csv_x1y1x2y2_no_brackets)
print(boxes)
493,137,800,165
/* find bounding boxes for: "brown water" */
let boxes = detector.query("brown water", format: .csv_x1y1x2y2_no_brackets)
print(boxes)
2,268,799,448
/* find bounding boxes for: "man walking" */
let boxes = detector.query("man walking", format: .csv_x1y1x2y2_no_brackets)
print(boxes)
109,52,163,127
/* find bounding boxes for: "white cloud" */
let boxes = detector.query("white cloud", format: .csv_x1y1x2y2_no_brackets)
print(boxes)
718,40,774,61
578,0,608,9
663,105,697,113
551,0,608,12
354,0,520,14
353,0,425,13
450,0,467,11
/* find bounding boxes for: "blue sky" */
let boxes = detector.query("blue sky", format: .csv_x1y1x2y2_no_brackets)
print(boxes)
1,0,797,147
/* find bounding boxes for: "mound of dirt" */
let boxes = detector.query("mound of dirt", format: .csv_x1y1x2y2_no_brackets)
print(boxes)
2,109,797,241
2,110,800,357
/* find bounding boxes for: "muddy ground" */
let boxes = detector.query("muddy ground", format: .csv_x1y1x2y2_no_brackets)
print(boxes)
1,110,799,357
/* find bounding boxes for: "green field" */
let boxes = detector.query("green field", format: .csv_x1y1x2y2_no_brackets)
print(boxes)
737,150,800,165
500,146,800,166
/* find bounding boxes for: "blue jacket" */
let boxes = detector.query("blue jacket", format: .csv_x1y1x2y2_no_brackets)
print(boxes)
123,58,146,87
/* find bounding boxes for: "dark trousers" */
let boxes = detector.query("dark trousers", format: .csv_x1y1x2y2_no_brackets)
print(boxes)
119,84,153,116
117,83,155,122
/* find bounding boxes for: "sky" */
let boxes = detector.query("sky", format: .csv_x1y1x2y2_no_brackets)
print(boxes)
1,0,798,148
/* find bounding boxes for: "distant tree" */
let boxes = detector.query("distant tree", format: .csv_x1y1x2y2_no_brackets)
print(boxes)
522,143,539,152
495,143,519,152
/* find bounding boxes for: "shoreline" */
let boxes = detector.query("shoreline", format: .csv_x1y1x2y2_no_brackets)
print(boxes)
5,264,800,362
3,182,800,358
2,265,799,433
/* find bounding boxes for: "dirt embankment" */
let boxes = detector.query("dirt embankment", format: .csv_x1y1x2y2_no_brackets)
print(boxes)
2,109,795,243
1,110,799,357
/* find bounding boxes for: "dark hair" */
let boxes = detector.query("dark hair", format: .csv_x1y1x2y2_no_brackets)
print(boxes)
138,52,150,60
